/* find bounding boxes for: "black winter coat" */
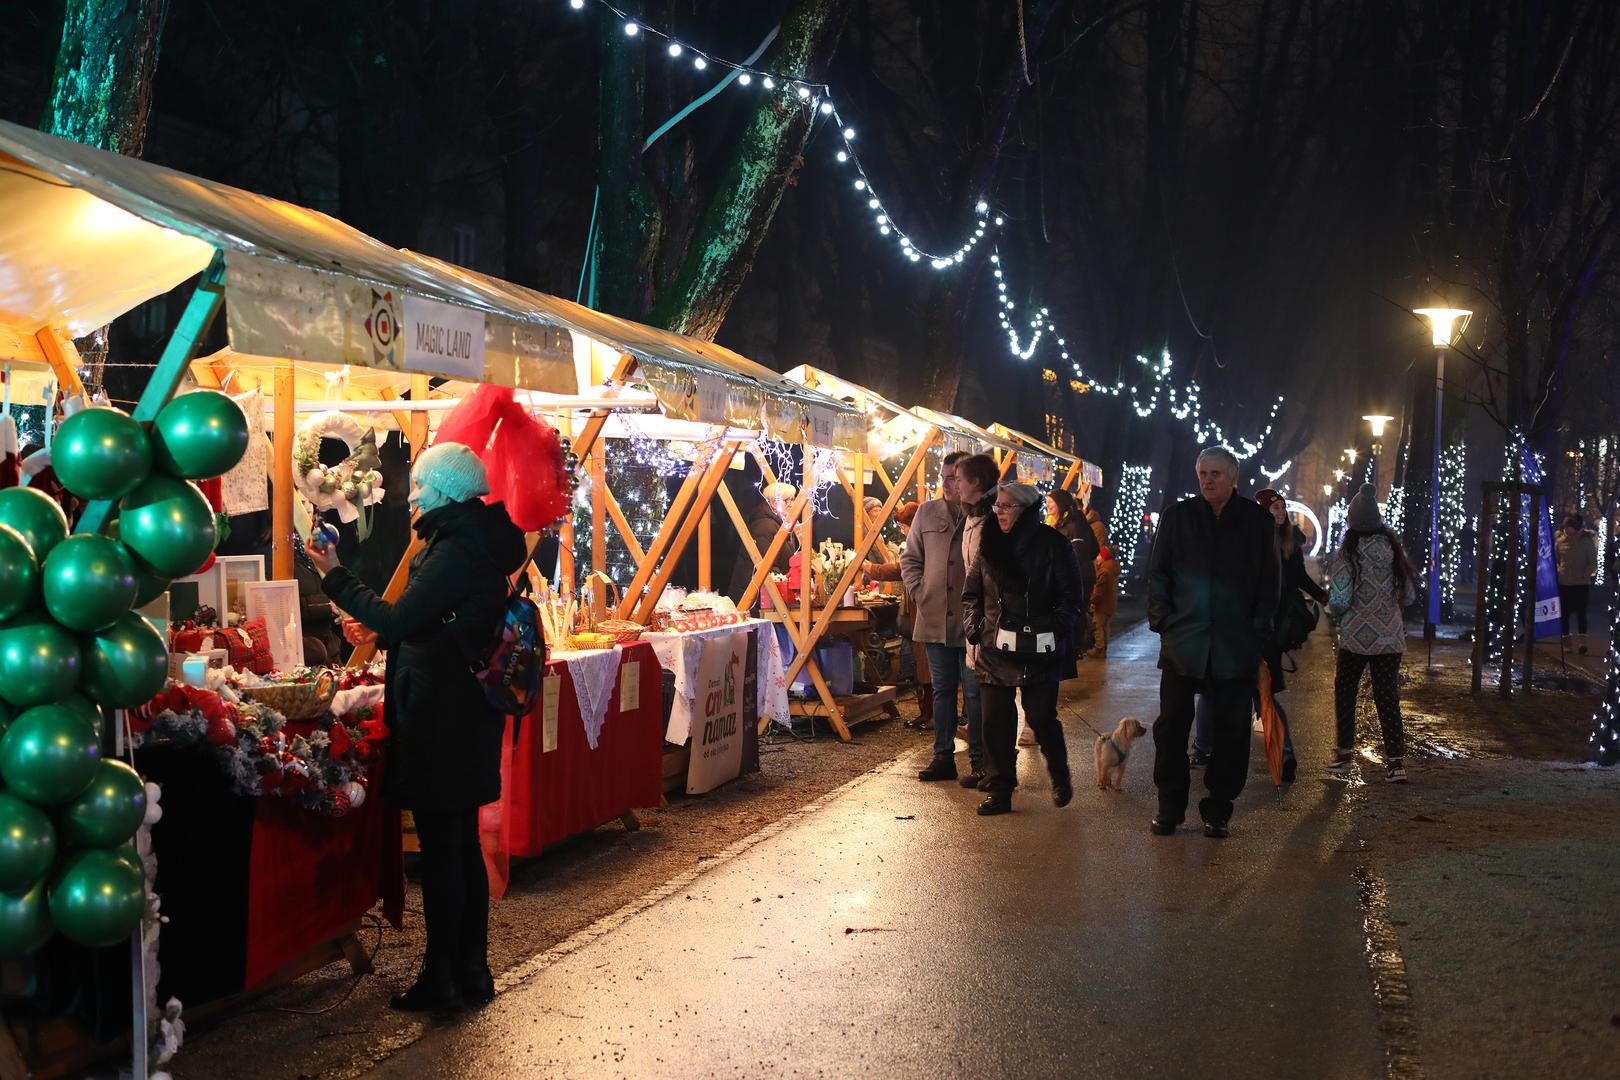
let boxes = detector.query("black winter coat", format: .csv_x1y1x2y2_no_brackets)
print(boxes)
727,501,795,603
963,505,1085,687
1266,527,1329,692
1056,513,1100,649
1147,494,1280,682
322,499,527,811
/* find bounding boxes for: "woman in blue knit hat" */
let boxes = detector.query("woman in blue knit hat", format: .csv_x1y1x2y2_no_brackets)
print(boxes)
306,440,527,1011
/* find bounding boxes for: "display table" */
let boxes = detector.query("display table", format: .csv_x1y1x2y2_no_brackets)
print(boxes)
644,618,788,743
136,738,404,1003
758,607,901,733
497,641,665,857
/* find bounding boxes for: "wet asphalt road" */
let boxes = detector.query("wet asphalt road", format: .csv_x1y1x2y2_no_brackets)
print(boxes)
369,623,1383,1079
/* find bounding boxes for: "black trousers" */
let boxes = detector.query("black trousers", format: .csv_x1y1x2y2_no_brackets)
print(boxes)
1153,670,1253,824
1333,651,1405,760
1559,584,1590,635
413,807,489,979
980,681,1068,795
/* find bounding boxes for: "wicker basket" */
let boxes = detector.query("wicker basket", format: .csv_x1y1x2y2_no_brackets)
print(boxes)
594,619,644,644
241,672,337,721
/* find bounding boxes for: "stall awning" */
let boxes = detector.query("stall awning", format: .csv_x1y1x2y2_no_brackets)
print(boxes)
989,423,1105,488
0,120,864,449
909,406,1022,457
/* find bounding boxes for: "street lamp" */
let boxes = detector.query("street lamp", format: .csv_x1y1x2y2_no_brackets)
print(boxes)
1414,306,1473,647
1364,414,1394,486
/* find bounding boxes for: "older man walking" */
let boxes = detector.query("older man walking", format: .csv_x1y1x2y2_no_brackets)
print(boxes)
902,450,985,782
1146,446,1279,838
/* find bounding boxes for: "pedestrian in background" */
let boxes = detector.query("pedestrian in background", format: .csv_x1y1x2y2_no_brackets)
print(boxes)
1255,488,1328,781
1047,488,1099,655
953,454,1001,782
1146,446,1279,839
1090,541,1120,658
1556,513,1598,655
964,483,1083,815
1327,484,1416,783
902,451,984,782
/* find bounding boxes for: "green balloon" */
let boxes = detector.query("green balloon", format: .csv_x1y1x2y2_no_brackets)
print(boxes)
0,881,54,957
0,792,56,892
42,535,137,633
49,848,145,948
58,760,146,849
151,391,249,480
132,566,171,608
114,474,216,578
0,703,99,805
110,841,142,874
0,613,81,708
53,407,152,500
54,693,103,738
0,487,68,562
81,613,168,709
0,523,38,622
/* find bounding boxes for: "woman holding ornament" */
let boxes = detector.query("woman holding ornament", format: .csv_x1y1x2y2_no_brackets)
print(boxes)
305,442,526,1012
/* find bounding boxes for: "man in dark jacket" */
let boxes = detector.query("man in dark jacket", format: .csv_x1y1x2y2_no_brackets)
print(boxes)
1146,446,1279,838
309,442,527,1011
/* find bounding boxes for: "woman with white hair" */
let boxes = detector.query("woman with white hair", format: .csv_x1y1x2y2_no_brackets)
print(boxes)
963,482,1085,815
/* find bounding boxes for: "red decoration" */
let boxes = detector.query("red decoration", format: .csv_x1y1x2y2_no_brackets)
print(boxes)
434,385,569,530
187,477,225,576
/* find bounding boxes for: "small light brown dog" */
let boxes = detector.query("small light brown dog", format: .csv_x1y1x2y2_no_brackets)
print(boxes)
1094,717,1148,791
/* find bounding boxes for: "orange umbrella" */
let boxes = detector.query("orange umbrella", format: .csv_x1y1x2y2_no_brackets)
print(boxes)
1257,661,1287,789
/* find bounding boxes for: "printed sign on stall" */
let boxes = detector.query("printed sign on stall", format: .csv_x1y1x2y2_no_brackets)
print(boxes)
402,294,486,380
686,637,746,795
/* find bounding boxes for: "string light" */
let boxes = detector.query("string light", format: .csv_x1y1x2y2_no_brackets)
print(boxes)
1438,439,1467,613
1108,465,1152,590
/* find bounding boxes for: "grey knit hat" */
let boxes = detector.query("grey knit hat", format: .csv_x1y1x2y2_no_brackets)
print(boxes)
996,482,1042,509
1346,483,1383,532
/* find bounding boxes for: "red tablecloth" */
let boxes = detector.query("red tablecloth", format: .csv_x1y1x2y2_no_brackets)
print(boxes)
244,756,404,989
499,641,664,858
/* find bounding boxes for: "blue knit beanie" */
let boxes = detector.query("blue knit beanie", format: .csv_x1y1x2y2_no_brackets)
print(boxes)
410,442,490,513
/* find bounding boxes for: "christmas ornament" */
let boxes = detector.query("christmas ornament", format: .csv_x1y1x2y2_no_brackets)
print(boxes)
149,391,249,480
0,486,69,561
49,847,146,948
58,759,146,848
0,613,81,708
0,522,38,622
292,413,386,522
114,474,217,578
81,612,168,708
42,534,137,632
0,702,99,804
0,881,53,957
52,406,152,500
0,792,55,892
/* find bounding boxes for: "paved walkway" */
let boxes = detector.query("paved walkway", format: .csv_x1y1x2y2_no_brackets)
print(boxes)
370,621,1386,1079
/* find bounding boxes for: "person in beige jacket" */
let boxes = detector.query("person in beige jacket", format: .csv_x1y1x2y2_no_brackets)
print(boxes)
902,451,984,782
1556,514,1599,654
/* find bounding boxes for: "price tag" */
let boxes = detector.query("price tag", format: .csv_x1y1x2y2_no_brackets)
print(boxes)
542,674,561,752
620,661,640,712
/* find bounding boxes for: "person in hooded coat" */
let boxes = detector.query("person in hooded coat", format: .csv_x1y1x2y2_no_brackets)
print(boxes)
963,483,1084,815
306,442,527,1012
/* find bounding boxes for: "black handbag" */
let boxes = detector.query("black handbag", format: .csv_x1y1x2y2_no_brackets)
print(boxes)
1276,590,1320,653
992,592,1060,657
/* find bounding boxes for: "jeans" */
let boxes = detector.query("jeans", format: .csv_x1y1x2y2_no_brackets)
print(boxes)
413,807,489,979
1334,650,1405,760
924,643,983,762
1559,584,1590,635
981,681,1067,795
1154,671,1254,824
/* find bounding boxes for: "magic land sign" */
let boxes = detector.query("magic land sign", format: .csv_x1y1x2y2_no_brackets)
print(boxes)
685,636,745,795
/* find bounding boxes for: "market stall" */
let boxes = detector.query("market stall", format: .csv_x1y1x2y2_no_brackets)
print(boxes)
987,422,1106,497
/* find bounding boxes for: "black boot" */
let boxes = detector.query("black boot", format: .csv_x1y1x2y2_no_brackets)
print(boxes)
1051,774,1073,808
918,756,957,781
390,969,464,1012
456,965,496,1005
977,793,1012,816
958,761,987,788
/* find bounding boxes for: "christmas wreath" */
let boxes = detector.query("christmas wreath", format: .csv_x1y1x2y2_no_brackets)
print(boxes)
292,411,386,536
130,683,386,816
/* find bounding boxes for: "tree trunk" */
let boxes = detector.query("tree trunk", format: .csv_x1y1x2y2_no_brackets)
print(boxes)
40,0,168,155
595,0,853,337
913,0,1072,409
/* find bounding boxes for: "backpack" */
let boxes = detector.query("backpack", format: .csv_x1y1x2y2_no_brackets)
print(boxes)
473,559,544,717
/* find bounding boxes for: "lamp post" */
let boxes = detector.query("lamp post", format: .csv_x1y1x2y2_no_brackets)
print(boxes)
1413,307,1472,648
1363,414,1394,488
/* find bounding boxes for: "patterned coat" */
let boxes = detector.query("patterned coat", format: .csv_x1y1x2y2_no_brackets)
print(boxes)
1326,534,1414,656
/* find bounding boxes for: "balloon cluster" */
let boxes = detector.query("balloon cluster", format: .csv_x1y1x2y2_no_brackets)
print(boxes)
0,391,248,956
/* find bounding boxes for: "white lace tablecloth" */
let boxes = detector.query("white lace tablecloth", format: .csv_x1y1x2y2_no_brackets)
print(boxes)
642,619,787,744
547,646,625,749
